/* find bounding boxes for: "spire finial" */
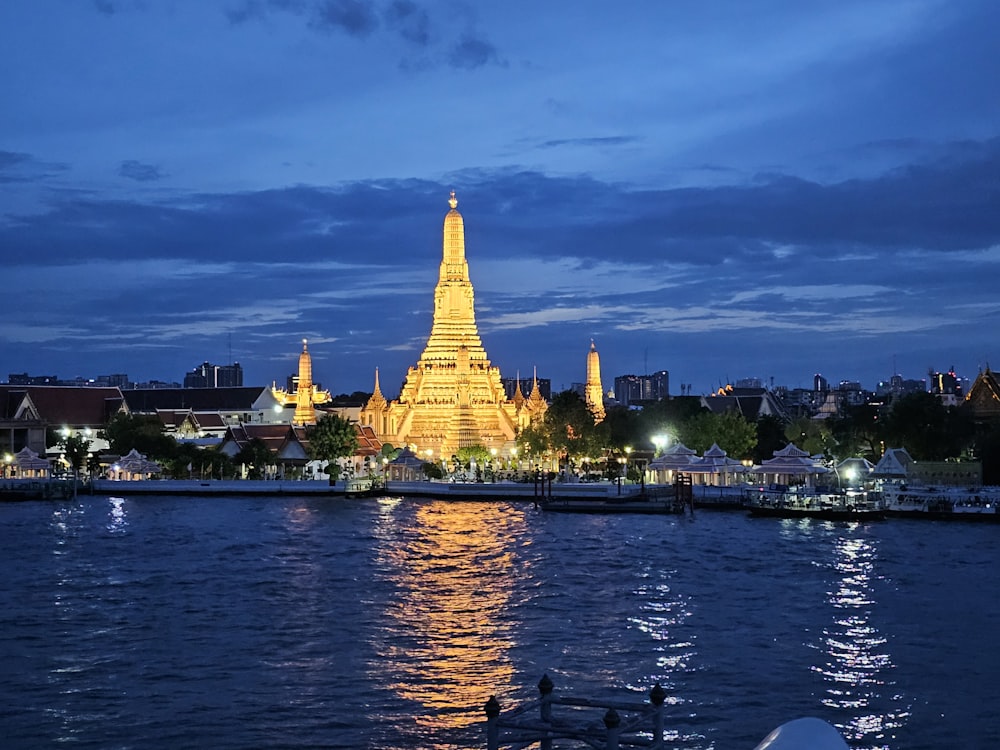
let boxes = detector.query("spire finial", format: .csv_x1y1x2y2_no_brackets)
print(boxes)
302,338,308,350
448,190,458,210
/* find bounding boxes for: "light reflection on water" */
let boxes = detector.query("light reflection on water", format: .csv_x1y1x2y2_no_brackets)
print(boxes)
813,531,909,749
369,499,527,740
628,573,695,702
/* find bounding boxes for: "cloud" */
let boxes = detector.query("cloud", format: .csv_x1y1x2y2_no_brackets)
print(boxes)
311,0,378,37
385,0,429,46
0,151,68,185
118,160,166,182
536,136,640,150
448,33,502,70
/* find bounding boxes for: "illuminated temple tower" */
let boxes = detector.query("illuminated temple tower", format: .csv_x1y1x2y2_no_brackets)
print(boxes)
271,339,331,425
585,339,606,422
360,192,545,458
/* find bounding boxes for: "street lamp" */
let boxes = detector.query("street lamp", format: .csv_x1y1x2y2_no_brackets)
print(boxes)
651,434,669,456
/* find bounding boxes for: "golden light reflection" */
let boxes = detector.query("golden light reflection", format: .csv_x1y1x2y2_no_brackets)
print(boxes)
369,500,529,736
813,534,910,748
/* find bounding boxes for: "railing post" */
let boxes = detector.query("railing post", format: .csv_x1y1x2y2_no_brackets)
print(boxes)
649,682,666,749
485,695,500,750
538,673,554,750
604,708,621,750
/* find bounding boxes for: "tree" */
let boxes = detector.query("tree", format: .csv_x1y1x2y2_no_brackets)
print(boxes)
516,423,550,463
102,413,176,460
543,391,604,463
236,438,273,480
59,432,90,477
753,414,787,464
828,404,883,461
679,410,757,459
784,416,834,458
306,414,359,467
601,405,641,452
882,392,975,460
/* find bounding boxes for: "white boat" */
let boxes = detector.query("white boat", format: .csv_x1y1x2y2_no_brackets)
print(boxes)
744,486,886,521
343,476,382,498
882,483,1000,521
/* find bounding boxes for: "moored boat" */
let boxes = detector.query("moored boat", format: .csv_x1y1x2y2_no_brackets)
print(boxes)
882,483,1000,521
745,486,885,521
343,476,383,498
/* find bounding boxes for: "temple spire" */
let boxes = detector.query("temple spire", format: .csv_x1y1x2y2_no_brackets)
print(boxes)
293,338,317,425
585,339,606,423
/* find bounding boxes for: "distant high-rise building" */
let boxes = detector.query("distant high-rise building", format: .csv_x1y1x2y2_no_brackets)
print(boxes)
929,367,962,397
876,374,926,398
814,374,829,392
614,370,670,405
7,373,58,385
184,361,243,388
95,374,130,388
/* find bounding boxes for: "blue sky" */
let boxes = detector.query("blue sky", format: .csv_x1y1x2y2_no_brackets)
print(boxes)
1,0,998,396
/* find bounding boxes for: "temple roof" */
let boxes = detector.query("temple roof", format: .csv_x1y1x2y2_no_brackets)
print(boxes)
122,387,270,413
0,385,126,426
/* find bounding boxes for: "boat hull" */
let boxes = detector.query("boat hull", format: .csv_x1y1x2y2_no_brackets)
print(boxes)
748,505,885,521
540,497,686,515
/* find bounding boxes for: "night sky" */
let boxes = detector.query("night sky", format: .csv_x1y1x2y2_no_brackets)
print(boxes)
2,1,998,396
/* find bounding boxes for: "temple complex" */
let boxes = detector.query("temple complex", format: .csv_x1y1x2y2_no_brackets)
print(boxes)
585,340,606,422
270,339,331,426
359,192,545,458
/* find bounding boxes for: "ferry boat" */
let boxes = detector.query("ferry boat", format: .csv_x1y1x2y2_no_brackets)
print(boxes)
881,483,1000,521
744,486,886,521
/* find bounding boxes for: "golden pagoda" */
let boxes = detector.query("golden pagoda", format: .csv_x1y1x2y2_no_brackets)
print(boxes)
271,339,331,425
359,192,545,458
585,339,606,422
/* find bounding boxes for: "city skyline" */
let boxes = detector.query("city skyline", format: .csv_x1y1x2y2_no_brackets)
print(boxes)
1,1,998,396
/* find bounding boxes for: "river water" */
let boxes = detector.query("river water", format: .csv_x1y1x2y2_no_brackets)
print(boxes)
1,494,996,749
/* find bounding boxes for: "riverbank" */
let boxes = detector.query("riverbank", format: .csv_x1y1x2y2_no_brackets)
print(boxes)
87,477,688,501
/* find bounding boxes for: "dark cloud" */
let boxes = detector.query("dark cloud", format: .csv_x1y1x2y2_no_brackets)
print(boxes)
537,136,639,150
448,34,502,70
312,0,379,37
0,151,32,178
118,160,165,182
0,151,68,184
6,138,998,272
385,0,429,46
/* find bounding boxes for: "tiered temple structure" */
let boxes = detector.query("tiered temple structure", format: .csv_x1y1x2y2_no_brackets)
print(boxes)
585,340,606,422
270,339,331,425
359,192,545,458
